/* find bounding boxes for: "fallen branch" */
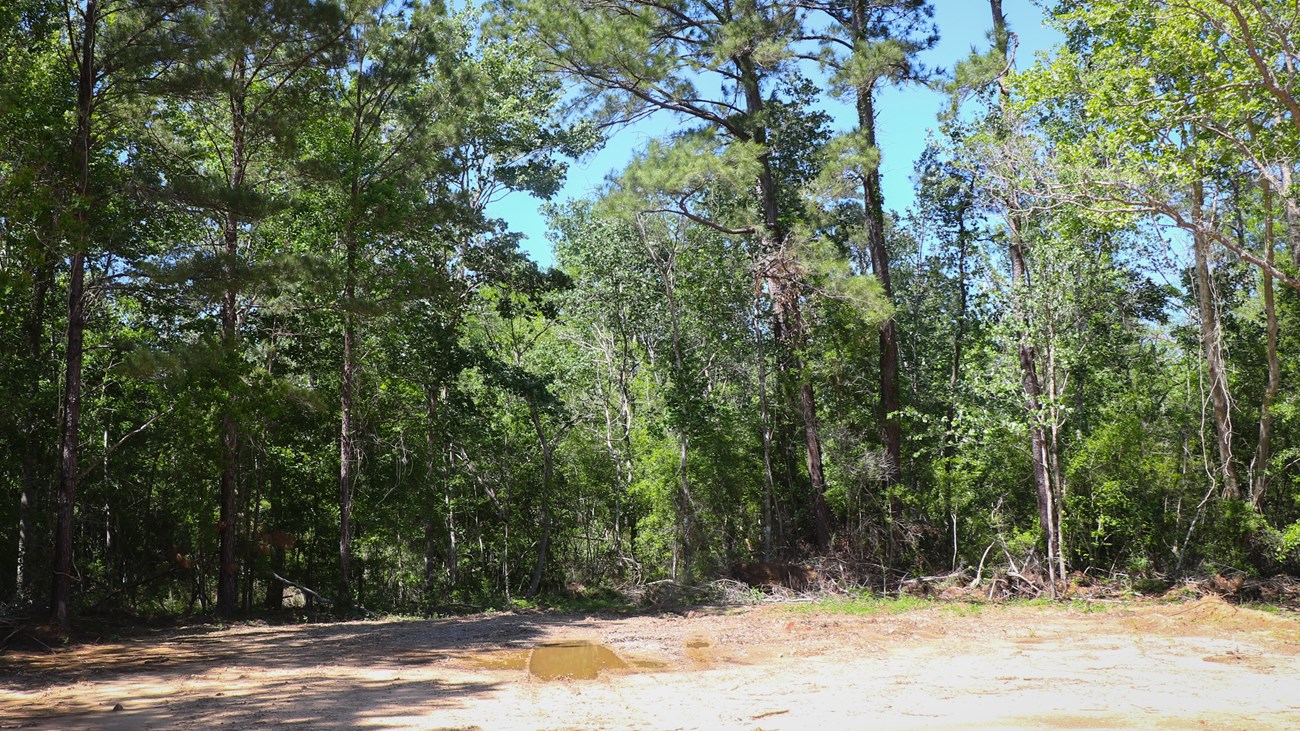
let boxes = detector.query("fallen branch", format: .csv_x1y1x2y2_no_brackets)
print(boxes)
270,572,335,607
972,543,996,588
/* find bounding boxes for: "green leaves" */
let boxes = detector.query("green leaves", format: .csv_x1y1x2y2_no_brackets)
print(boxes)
609,130,764,226
811,129,879,201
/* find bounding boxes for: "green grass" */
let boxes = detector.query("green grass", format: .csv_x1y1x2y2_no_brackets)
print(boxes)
1064,598,1113,613
1238,601,1300,619
787,593,933,616
986,597,1116,613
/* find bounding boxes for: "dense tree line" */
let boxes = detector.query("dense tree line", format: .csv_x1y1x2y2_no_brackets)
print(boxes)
2,0,1298,629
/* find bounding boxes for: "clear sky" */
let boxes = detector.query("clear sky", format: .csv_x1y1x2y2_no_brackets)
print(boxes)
485,0,1065,267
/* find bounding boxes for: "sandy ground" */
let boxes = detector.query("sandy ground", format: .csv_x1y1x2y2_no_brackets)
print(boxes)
2,596,1299,730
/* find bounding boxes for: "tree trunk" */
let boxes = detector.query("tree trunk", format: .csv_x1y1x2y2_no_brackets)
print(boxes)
17,427,37,600
242,435,262,612
595,322,635,564
990,0,1056,591
526,401,553,597
422,386,456,599
1009,214,1056,578
53,251,86,630
801,377,833,549
616,330,635,560
422,389,439,599
339,228,357,608
740,54,831,551
753,281,777,562
942,211,970,570
1284,166,1300,269
18,255,52,600
338,50,370,608
52,0,98,630
1046,337,1068,580
1190,180,1238,499
851,0,903,489
1252,181,1279,507
676,430,692,581
217,56,249,620
668,306,693,581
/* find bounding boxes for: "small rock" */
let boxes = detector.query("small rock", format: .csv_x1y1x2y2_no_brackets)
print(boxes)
112,703,124,712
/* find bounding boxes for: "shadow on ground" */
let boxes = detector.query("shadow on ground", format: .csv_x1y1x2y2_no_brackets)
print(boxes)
0,610,637,730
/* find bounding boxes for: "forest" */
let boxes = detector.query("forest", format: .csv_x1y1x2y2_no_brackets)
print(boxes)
2,0,1299,633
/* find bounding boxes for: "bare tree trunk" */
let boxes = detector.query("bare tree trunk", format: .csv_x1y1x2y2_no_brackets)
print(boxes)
1252,181,1280,507
1190,180,1239,499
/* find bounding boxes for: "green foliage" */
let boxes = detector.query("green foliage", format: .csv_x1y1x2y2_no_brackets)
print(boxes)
1280,522,1300,561
1066,396,1181,567
3,1,1298,623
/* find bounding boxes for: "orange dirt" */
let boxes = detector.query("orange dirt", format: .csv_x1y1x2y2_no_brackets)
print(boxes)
2,596,1299,730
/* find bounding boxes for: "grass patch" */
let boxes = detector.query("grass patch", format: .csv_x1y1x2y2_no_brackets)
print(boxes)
788,593,933,616
1239,601,1300,619
1065,599,1115,613
991,597,1116,613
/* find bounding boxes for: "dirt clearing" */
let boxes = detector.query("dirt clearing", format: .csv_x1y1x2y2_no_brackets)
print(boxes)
3,596,1299,730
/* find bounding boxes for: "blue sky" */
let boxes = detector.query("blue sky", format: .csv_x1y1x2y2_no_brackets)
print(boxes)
486,0,1064,267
